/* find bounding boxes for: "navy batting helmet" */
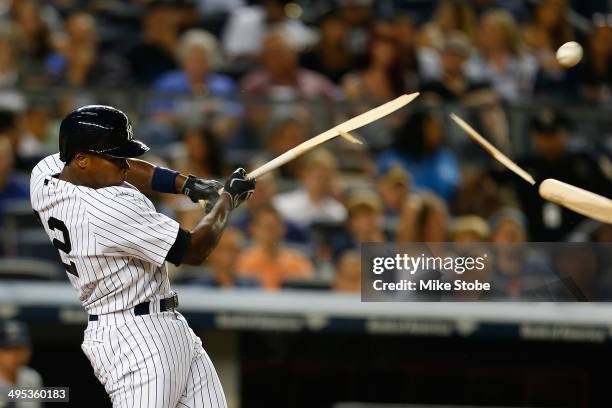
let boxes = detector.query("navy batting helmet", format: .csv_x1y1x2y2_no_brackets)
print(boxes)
0,320,30,348
59,105,149,162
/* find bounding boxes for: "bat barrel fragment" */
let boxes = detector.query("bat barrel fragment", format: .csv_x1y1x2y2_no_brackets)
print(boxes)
539,179,612,224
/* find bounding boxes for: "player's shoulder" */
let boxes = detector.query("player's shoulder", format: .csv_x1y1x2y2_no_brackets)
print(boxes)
30,154,69,209
31,153,63,182
83,183,146,204
77,184,155,225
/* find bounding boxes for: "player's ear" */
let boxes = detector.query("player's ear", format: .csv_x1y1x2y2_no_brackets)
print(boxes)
74,152,89,169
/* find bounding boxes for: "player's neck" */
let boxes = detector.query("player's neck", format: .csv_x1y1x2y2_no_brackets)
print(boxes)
59,165,96,188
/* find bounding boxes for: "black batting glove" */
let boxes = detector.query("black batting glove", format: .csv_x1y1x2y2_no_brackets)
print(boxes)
223,168,256,210
181,175,223,212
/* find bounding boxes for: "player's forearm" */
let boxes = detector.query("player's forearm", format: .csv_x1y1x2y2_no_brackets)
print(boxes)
182,193,232,265
126,159,187,193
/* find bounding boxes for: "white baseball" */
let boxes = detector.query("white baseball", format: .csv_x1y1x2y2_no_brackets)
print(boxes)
556,41,583,68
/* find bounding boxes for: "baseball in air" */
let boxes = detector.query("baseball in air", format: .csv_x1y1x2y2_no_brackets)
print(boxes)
556,41,583,68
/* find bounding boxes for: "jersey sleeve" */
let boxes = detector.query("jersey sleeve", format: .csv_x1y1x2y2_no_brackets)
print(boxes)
30,154,64,199
31,153,64,179
84,188,180,267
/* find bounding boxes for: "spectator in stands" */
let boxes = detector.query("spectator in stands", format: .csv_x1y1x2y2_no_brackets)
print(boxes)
467,9,538,102
239,31,337,144
453,169,513,220
522,0,576,97
173,126,225,178
174,0,199,30
392,14,421,91
580,24,612,103
222,0,316,60
266,118,309,179
127,1,181,85
396,192,449,242
487,208,554,300
300,12,354,84
231,162,311,244
333,250,361,293
522,0,573,60
0,320,42,404
17,101,54,162
154,29,236,99
45,12,127,87
336,0,375,63
274,148,346,228
242,31,337,100
451,215,491,242
0,137,29,224
470,0,529,21
148,29,238,142
0,110,31,171
0,21,27,121
342,32,406,105
376,165,410,233
10,0,53,70
422,33,510,154
378,110,460,203
237,203,314,290
0,24,23,88
422,33,489,100
330,190,386,259
417,0,478,49
183,227,259,288
340,29,408,147
202,228,252,287
438,214,492,300
511,109,611,241
490,207,528,243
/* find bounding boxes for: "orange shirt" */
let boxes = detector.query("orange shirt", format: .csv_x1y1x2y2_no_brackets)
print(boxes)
236,246,314,289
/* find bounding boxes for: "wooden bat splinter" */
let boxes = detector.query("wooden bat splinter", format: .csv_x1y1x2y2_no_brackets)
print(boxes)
450,113,612,224
200,92,420,208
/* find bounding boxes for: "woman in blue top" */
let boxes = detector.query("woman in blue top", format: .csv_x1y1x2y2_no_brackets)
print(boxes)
151,29,239,118
146,29,240,147
377,109,460,203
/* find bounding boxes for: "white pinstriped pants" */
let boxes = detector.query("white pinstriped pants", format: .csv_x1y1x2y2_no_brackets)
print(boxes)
81,310,227,408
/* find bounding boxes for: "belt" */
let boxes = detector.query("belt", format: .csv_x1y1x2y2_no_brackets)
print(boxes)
88,294,179,321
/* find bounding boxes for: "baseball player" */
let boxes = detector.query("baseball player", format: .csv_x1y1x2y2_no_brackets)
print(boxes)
29,105,255,407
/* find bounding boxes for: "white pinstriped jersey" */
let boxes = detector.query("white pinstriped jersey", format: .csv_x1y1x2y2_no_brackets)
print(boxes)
30,154,179,315
31,154,227,407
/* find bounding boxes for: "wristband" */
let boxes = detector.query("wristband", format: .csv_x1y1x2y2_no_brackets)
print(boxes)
152,166,179,193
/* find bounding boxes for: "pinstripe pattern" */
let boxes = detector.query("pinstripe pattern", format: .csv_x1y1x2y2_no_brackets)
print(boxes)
30,154,174,315
82,311,226,408
177,315,227,408
31,154,227,407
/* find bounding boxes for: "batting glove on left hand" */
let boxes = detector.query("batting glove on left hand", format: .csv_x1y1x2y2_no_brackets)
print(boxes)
223,168,256,210
181,176,223,212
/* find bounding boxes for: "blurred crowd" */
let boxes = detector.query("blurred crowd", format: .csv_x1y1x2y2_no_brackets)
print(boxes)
0,0,611,296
